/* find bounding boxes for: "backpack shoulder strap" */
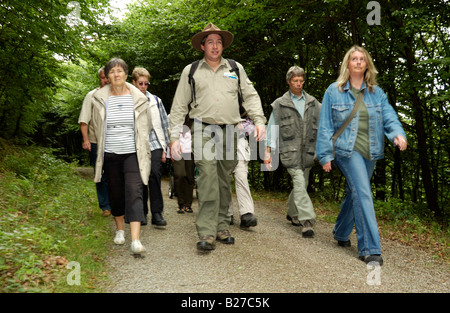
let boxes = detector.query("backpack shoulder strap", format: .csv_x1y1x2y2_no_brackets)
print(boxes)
226,59,239,75
188,60,200,108
226,59,246,117
226,59,240,87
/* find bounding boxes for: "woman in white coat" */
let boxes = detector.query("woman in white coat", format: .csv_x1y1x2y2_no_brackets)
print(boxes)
91,58,162,255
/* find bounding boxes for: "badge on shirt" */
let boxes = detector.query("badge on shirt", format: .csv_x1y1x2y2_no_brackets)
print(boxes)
224,72,238,80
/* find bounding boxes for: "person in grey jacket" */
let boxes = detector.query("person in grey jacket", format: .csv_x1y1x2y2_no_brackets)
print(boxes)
264,66,321,238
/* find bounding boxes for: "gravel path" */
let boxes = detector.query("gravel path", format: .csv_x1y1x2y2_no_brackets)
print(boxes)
106,178,449,293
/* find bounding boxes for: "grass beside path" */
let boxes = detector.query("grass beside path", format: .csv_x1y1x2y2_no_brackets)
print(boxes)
0,139,111,292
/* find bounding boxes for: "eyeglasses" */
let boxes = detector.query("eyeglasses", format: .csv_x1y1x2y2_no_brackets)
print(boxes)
138,82,149,86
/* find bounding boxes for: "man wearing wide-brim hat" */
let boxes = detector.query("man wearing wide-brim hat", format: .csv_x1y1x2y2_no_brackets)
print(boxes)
191,22,234,51
169,22,267,252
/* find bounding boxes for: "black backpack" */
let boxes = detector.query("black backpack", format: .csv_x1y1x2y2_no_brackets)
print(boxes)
187,58,247,118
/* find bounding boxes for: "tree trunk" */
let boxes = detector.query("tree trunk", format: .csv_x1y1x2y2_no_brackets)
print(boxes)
404,44,442,219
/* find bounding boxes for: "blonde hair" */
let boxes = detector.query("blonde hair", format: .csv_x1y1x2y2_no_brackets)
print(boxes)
131,67,151,81
336,45,378,93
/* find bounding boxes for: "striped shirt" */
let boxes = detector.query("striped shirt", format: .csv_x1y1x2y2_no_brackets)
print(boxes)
105,94,136,154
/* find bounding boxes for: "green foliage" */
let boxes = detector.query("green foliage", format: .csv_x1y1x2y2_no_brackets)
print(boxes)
37,61,101,163
0,139,110,292
0,0,110,140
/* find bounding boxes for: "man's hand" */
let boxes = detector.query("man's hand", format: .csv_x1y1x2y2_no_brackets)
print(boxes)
82,140,91,152
80,123,91,151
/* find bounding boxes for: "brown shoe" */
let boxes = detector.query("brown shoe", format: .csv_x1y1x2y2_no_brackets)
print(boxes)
286,215,301,226
216,230,235,244
101,210,111,217
197,235,215,251
301,220,314,238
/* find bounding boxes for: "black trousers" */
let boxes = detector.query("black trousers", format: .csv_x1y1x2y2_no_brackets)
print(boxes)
173,153,195,207
143,148,164,215
103,152,145,223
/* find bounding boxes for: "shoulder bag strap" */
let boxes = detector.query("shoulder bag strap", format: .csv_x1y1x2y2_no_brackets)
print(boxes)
331,89,365,156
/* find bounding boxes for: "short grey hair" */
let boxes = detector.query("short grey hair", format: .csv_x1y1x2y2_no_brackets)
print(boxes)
286,66,305,83
98,67,105,76
105,58,128,78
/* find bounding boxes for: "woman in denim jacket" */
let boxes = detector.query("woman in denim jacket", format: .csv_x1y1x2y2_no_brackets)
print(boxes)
316,46,407,265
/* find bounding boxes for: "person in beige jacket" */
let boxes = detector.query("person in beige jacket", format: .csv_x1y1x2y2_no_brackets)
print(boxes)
78,67,111,217
90,58,163,255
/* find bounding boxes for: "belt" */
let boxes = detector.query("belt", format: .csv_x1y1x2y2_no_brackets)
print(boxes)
192,119,227,128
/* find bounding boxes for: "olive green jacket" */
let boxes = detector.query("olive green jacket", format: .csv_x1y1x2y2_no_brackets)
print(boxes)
271,90,321,169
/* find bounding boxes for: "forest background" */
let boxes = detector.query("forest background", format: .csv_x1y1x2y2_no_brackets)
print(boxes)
1,0,448,223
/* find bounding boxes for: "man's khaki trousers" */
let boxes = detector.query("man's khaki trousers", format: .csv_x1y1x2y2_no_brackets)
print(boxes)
192,122,238,237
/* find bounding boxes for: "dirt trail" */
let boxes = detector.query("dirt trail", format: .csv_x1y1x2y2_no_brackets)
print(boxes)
105,178,449,293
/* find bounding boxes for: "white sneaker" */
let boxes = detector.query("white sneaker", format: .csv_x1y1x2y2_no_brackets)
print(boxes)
131,239,146,254
114,230,125,245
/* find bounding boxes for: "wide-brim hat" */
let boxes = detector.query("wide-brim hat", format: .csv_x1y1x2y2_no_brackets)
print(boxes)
191,23,234,51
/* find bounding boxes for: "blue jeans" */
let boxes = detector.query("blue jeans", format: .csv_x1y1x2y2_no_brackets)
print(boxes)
334,151,381,256
90,143,111,212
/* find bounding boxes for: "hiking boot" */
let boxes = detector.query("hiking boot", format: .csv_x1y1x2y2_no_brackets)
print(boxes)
240,213,257,229
301,220,314,238
286,215,301,226
216,229,235,244
197,235,215,251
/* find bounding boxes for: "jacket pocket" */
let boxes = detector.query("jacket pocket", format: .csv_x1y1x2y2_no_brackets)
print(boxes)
279,146,299,168
279,115,296,141
303,145,316,169
331,103,351,123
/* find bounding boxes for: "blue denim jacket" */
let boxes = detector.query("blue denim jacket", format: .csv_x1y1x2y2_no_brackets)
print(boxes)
316,81,406,165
